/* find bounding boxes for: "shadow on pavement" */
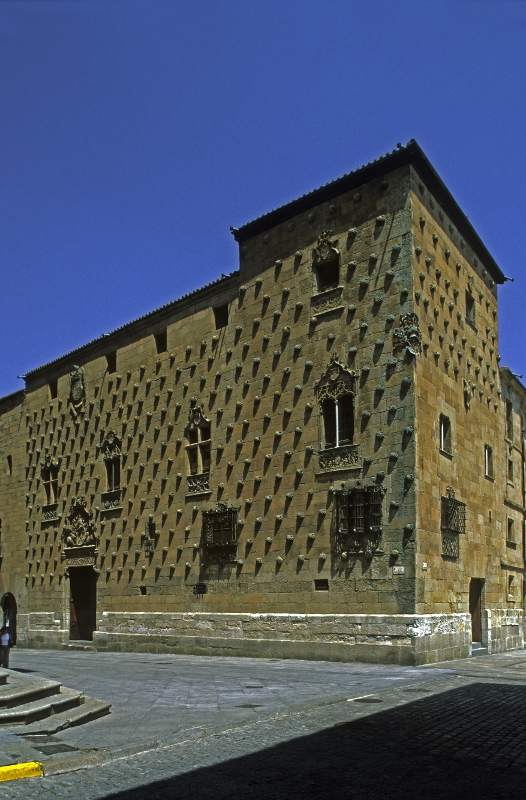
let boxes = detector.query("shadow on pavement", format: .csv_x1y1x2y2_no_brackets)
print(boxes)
101,683,525,800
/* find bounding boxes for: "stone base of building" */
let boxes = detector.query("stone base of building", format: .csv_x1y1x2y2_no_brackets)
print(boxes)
15,610,524,665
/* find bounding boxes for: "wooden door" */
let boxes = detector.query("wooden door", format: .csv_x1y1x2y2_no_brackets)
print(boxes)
469,578,484,643
69,567,97,640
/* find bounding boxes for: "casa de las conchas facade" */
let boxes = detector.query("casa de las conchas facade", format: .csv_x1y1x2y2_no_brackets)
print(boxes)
1,140,524,665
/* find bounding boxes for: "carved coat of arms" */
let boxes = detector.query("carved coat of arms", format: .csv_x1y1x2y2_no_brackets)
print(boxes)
313,231,339,266
393,313,422,357
62,496,97,549
69,365,85,418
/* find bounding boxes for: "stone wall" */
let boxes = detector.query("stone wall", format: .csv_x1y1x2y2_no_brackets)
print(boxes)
89,610,471,666
486,608,524,654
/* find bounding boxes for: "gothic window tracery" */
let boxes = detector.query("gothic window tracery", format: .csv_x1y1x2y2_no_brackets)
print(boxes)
41,454,59,506
101,432,122,492
185,399,212,494
316,356,357,452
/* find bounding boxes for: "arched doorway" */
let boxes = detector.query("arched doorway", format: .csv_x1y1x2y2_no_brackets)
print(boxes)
1,593,17,645
69,567,98,641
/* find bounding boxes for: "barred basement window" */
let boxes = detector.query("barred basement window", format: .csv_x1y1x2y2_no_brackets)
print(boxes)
334,484,384,556
441,487,465,560
201,503,238,561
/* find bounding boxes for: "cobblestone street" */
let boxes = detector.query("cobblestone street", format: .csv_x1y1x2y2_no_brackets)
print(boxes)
2,649,526,797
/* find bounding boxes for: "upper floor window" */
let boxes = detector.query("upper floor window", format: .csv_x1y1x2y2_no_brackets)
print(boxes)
465,290,476,329
316,356,356,452
213,304,229,329
106,351,117,374
439,414,452,456
507,457,514,484
154,329,167,354
312,231,340,293
41,455,59,505
49,379,58,400
506,400,513,440
507,518,516,544
484,444,494,479
185,400,211,476
102,432,122,491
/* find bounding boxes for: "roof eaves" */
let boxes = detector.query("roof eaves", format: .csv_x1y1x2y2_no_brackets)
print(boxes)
24,269,239,380
232,139,505,285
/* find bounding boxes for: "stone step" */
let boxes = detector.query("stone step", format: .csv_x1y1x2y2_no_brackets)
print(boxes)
471,643,488,656
0,670,8,686
23,697,111,735
0,677,62,709
61,641,97,652
0,687,84,725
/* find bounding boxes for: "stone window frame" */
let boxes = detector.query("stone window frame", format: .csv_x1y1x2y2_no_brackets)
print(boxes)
201,502,239,563
316,356,357,449
185,399,212,496
41,456,59,506
334,483,384,557
440,487,465,560
465,288,476,330
484,444,494,480
506,517,516,547
101,432,122,492
312,231,341,294
439,414,452,457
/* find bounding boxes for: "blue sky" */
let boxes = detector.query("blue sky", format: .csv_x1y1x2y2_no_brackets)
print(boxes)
1,0,525,397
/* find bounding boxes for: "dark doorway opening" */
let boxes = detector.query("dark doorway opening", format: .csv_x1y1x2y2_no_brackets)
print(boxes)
469,578,485,644
1,592,17,645
69,567,97,641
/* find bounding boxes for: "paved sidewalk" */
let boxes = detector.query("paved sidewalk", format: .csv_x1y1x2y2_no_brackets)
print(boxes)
2,648,526,797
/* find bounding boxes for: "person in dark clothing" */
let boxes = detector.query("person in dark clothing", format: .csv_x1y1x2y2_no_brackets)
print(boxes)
0,627,10,668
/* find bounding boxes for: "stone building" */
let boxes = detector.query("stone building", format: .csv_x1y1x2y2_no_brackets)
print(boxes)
0,140,524,664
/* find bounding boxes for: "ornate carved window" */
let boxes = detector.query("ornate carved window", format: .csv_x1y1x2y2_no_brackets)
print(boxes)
312,231,340,293
41,454,59,507
102,432,121,491
201,503,238,562
441,487,465,560
316,357,358,472
334,484,384,556
185,399,212,495
465,289,476,329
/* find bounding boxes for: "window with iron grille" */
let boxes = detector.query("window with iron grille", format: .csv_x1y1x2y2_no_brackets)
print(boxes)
335,485,383,556
441,487,465,559
201,503,238,560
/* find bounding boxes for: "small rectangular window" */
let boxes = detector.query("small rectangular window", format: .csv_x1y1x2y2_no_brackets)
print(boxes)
508,458,514,483
213,304,229,329
506,400,513,440
5,455,12,477
484,445,494,479
466,291,476,328
439,414,452,455
106,352,117,373
314,579,329,591
49,380,58,400
316,261,340,293
154,330,167,354
507,518,516,544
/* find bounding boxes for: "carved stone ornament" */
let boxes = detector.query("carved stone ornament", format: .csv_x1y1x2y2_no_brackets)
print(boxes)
101,431,122,460
69,365,85,418
463,378,474,410
310,286,343,314
315,355,357,406
312,230,339,266
187,473,211,495
318,445,360,472
186,398,209,432
61,496,97,549
393,313,422,356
